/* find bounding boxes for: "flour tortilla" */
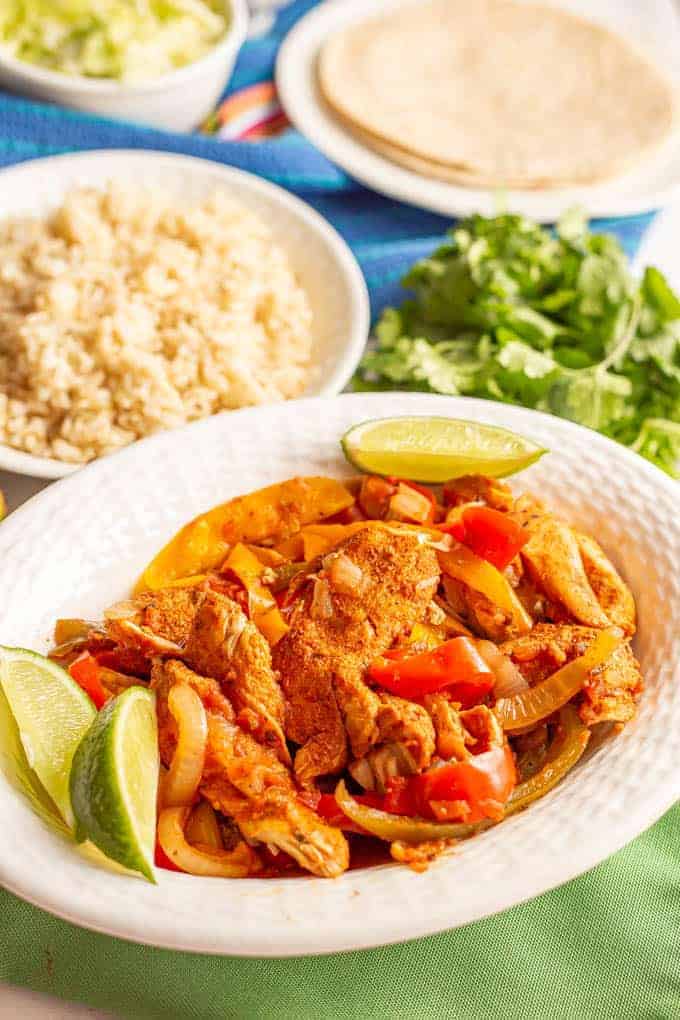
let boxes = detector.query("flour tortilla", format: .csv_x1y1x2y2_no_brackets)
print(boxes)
318,0,677,190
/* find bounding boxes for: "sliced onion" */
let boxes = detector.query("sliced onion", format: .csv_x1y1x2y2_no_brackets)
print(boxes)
348,756,376,791
157,807,257,877
388,485,433,524
476,640,528,698
325,552,367,595
495,628,623,732
161,685,208,809
310,577,334,619
349,742,418,793
416,575,441,592
104,600,140,621
424,534,453,552
185,800,223,850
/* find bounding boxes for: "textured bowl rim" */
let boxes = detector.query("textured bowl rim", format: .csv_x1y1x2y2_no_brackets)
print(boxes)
0,0,248,95
0,148,370,480
0,392,678,957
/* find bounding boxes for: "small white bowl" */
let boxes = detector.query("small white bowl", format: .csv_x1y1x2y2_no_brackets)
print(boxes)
0,0,248,132
0,150,370,479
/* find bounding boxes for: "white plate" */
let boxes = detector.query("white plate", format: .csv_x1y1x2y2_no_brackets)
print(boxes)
276,0,680,222
0,392,677,957
0,150,370,480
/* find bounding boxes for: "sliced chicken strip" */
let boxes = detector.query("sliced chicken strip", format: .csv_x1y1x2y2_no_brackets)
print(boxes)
440,575,529,643
152,660,349,878
105,587,205,652
423,694,470,760
274,526,440,784
376,695,435,770
517,512,611,629
183,591,290,765
106,586,290,765
574,532,636,636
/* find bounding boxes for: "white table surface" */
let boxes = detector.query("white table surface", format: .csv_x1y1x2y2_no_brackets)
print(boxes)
0,469,116,1018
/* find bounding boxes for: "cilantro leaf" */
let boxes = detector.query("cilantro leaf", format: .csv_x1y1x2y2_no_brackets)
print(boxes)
356,211,679,477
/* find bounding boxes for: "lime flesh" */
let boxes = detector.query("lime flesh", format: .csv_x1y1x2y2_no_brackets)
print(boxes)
0,646,96,827
70,686,159,882
341,416,547,482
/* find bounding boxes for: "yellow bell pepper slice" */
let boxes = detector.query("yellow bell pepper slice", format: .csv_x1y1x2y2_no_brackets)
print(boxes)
245,545,285,568
135,476,354,593
222,543,289,646
438,541,532,635
163,574,208,590
274,533,306,560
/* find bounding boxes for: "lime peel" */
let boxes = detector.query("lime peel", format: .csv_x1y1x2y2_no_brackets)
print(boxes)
0,646,96,828
341,416,547,482
70,686,159,883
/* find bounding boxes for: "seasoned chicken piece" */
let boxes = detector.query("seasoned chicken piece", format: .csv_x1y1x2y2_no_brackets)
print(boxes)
423,694,470,760
152,660,349,878
443,475,515,512
274,526,440,784
440,575,528,643
348,692,436,790
184,591,289,765
137,587,205,645
376,695,435,770
104,586,205,656
516,509,611,629
574,532,636,636
501,623,643,726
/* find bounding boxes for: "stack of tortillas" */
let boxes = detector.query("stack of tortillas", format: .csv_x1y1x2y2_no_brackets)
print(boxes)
317,0,677,190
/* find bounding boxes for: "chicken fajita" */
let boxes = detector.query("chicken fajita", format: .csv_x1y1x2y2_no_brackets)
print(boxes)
47,462,641,880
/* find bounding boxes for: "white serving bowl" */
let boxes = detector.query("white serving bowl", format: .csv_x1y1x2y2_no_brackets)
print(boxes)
0,392,677,956
0,149,370,480
0,0,248,131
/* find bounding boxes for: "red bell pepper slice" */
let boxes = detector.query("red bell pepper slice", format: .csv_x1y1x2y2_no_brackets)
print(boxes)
409,744,517,823
316,792,383,834
457,506,528,571
368,637,494,706
382,776,419,815
154,841,183,873
68,652,108,710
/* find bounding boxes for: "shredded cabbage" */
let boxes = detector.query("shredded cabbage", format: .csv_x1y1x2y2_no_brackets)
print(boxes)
0,0,229,82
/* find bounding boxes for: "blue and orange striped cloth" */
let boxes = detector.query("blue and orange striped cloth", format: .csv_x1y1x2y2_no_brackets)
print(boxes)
0,0,655,319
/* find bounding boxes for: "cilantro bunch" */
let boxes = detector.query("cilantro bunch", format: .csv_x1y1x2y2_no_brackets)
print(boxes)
356,212,680,476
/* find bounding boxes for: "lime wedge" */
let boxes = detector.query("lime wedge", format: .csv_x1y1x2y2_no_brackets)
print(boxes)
341,416,547,482
0,646,96,827
70,686,159,882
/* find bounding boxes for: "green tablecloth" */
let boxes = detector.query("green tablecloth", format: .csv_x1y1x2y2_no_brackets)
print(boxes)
2,804,678,1020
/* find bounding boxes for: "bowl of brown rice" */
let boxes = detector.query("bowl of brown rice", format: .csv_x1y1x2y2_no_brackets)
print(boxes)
0,150,369,479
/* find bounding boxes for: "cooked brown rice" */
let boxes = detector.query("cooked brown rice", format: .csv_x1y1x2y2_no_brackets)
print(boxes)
0,183,314,463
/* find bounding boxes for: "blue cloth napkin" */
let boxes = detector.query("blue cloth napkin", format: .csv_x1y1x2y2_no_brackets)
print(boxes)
0,0,656,318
